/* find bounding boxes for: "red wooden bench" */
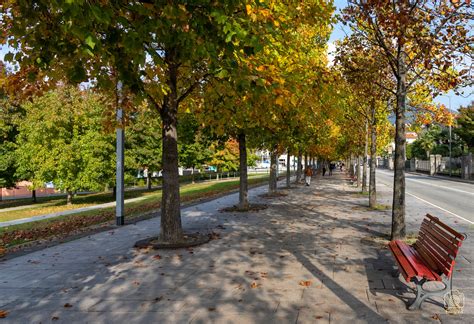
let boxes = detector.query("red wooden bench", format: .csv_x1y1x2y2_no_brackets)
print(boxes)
388,214,466,310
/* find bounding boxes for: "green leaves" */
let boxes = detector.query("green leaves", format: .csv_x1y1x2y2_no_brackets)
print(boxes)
84,35,96,50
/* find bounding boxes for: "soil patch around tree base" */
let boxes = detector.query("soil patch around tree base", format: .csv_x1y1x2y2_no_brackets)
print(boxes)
220,203,268,213
134,232,211,249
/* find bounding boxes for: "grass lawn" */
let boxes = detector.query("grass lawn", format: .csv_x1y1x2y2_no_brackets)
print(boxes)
0,174,274,250
0,174,267,223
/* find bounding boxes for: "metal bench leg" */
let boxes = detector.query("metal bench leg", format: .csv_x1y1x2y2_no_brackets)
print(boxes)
408,277,451,310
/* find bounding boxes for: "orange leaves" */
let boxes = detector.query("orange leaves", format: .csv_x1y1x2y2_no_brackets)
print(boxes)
250,282,260,288
0,310,8,318
299,280,312,287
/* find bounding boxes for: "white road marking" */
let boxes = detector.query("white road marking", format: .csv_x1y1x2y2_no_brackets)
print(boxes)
377,169,474,195
376,174,473,225
405,192,474,225
406,178,474,195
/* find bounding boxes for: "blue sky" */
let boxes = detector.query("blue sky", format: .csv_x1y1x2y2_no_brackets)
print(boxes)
329,0,472,111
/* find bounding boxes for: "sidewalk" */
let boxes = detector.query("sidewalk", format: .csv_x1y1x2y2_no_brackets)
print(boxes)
0,173,472,323
0,196,148,228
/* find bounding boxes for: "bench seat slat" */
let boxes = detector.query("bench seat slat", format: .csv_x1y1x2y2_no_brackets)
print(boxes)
395,240,441,281
415,241,453,277
419,224,458,257
423,219,462,249
417,230,456,264
388,241,416,281
426,214,465,241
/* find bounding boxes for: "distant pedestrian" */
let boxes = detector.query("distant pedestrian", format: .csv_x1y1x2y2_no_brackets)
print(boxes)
322,166,326,176
329,163,335,176
340,163,344,171
304,166,313,186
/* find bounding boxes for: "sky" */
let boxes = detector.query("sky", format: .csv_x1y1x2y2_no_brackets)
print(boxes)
1,2,472,110
329,0,473,111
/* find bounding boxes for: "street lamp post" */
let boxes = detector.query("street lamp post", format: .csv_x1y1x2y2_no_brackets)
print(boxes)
447,96,452,177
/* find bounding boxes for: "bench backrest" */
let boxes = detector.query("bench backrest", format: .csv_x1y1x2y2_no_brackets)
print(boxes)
414,214,465,278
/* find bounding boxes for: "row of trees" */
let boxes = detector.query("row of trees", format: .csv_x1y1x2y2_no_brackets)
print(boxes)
0,83,263,203
1,1,471,243
1,1,340,244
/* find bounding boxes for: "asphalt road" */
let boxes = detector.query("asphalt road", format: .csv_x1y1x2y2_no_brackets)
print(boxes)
376,168,474,224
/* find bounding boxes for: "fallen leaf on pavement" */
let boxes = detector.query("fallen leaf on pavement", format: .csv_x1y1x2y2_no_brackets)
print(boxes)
299,280,312,287
63,303,73,308
0,310,8,318
52,316,59,321
431,314,440,320
153,254,162,260
250,282,259,288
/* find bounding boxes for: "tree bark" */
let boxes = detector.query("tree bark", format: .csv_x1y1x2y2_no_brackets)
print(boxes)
238,132,249,209
296,152,302,183
286,149,291,188
362,121,368,193
369,104,377,208
160,57,183,243
32,189,37,203
66,190,73,205
356,156,361,187
269,145,278,194
392,52,407,240
146,172,152,190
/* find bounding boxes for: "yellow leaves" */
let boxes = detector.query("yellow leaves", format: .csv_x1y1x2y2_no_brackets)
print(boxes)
275,96,285,106
256,65,266,72
246,4,252,15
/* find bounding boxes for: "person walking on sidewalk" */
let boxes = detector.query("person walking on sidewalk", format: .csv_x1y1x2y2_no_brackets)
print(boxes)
304,166,313,186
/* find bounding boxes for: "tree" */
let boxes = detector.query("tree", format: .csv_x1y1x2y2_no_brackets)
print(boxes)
336,33,393,206
4,1,274,243
178,112,213,183
126,102,163,190
343,0,472,240
455,103,474,152
16,86,115,205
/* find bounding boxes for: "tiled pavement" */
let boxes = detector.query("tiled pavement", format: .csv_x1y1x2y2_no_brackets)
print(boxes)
0,171,472,323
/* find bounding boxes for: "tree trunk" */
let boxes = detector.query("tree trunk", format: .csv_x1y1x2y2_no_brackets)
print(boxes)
159,59,183,243
238,132,249,209
32,189,37,203
362,121,368,193
286,149,291,188
147,172,152,190
356,156,361,187
369,104,377,208
304,154,308,169
269,145,278,194
392,52,407,241
296,152,302,183
112,186,116,198
66,190,73,205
